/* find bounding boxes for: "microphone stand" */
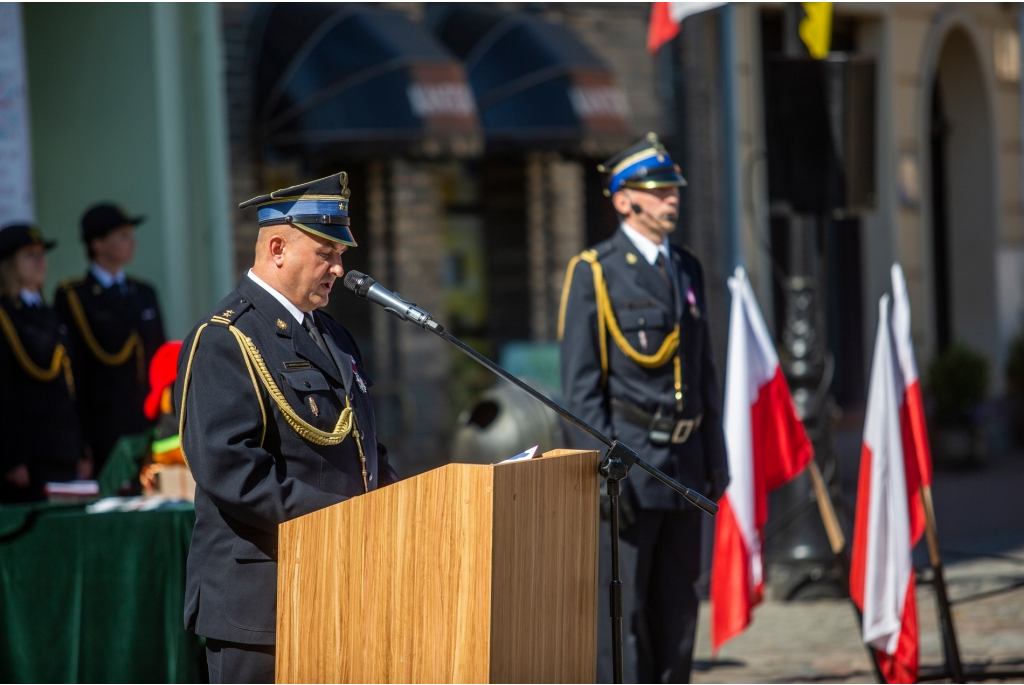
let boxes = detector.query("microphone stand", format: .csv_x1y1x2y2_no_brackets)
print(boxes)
347,277,718,684
434,325,718,685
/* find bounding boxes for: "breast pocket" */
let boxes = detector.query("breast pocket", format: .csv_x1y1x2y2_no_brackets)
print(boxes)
278,368,337,425
617,306,670,353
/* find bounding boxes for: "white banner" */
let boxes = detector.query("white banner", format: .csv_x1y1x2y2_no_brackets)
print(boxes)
0,3,33,227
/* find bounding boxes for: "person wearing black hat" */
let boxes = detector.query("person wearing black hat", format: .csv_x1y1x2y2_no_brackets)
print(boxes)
174,172,398,683
0,224,87,503
558,133,729,683
53,203,166,473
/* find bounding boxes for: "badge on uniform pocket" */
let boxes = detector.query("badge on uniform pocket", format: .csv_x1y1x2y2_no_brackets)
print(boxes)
308,396,320,417
686,287,700,318
350,359,367,393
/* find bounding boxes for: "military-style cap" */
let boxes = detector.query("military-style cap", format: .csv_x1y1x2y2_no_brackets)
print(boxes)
0,223,57,260
81,203,145,243
598,132,687,197
239,172,356,247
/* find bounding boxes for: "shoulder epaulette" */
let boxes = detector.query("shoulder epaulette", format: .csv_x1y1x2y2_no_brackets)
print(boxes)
593,240,616,260
672,243,700,260
58,277,85,292
208,300,251,326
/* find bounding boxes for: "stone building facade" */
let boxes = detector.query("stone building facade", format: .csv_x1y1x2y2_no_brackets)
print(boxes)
218,3,1024,474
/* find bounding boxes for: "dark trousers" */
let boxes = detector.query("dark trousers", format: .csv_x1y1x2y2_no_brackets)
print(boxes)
599,507,703,684
206,638,275,684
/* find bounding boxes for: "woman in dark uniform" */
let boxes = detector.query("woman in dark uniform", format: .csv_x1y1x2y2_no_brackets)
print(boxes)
0,224,86,503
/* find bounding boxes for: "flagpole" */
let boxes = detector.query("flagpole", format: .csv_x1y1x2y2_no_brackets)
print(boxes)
920,484,964,682
807,460,886,683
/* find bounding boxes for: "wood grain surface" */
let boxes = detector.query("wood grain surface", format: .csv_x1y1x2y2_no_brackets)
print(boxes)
489,449,600,683
277,449,600,683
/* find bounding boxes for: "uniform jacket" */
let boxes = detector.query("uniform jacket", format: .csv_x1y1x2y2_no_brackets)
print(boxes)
0,296,83,502
560,229,728,509
174,276,398,645
54,272,165,467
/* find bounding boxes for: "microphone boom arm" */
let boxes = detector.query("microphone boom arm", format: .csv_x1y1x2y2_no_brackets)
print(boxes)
342,270,717,685
341,270,717,516
431,328,718,515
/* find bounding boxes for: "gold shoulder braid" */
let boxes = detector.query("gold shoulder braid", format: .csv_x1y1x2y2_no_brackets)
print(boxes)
178,322,369,492
63,286,144,381
558,249,685,410
0,305,75,397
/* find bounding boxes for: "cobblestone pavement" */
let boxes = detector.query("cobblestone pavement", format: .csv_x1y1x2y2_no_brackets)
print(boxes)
691,548,1024,683
690,445,1024,685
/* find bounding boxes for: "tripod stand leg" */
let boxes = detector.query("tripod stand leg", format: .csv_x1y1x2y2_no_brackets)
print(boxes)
608,478,624,685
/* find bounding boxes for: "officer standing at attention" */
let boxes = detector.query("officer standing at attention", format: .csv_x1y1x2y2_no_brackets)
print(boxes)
559,133,729,683
0,224,86,502
174,172,398,684
54,204,165,473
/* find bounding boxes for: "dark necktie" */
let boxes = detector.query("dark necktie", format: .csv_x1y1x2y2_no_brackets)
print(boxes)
655,252,671,286
303,313,331,360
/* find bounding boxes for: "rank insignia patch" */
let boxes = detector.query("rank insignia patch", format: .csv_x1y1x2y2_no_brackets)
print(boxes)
308,396,319,417
626,252,638,265
277,319,288,330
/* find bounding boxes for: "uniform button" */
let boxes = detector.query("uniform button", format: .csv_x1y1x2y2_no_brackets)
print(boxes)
304,381,311,388
369,474,373,481
638,317,646,325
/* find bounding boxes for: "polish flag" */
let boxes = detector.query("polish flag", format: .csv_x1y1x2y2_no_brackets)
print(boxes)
891,263,933,496
850,294,924,683
647,2,728,54
710,267,813,652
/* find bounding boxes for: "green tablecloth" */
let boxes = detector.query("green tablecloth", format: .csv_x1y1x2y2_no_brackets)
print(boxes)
0,501,205,683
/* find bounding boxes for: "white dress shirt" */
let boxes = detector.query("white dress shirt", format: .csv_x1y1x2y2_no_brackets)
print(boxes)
20,288,43,307
90,263,127,290
247,269,305,324
620,222,672,267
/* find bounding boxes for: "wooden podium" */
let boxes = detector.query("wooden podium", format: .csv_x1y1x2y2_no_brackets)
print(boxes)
276,448,601,683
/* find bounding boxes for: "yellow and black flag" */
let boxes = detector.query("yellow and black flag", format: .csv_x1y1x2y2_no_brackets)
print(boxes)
799,2,832,59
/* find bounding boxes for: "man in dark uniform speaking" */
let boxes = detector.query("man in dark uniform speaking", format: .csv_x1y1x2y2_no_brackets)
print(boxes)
559,134,729,683
175,172,398,683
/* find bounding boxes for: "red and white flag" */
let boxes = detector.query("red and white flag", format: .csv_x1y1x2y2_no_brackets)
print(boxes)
891,263,933,495
850,293,925,683
647,2,727,54
711,267,813,652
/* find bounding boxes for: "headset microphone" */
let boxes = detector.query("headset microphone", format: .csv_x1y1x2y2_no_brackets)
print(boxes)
631,203,643,215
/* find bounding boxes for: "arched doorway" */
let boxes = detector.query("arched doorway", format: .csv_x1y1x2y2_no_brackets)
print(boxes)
928,28,998,361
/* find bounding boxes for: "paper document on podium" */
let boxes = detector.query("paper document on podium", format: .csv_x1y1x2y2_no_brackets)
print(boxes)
500,445,539,463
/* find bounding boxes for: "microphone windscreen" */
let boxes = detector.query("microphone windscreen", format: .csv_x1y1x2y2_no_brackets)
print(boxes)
343,271,375,297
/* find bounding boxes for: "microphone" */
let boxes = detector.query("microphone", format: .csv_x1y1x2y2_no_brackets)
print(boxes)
343,271,443,331
631,203,643,215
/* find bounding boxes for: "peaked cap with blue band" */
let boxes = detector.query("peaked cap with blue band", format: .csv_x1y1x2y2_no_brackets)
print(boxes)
598,132,687,197
238,171,356,246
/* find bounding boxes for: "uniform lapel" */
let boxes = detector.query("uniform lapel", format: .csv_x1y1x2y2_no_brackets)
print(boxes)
671,249,688,322
290,325,343,383
615,230,673,313
237,277,344,384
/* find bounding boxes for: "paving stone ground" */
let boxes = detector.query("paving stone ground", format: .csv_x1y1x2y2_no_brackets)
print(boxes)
690,448,1024,684
691,549,1024,683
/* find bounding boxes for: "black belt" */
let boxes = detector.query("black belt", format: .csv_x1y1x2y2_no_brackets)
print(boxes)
611,398,702,446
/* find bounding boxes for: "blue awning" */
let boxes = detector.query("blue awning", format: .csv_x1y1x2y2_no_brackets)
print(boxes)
252,4,481,156
432,6,632,149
